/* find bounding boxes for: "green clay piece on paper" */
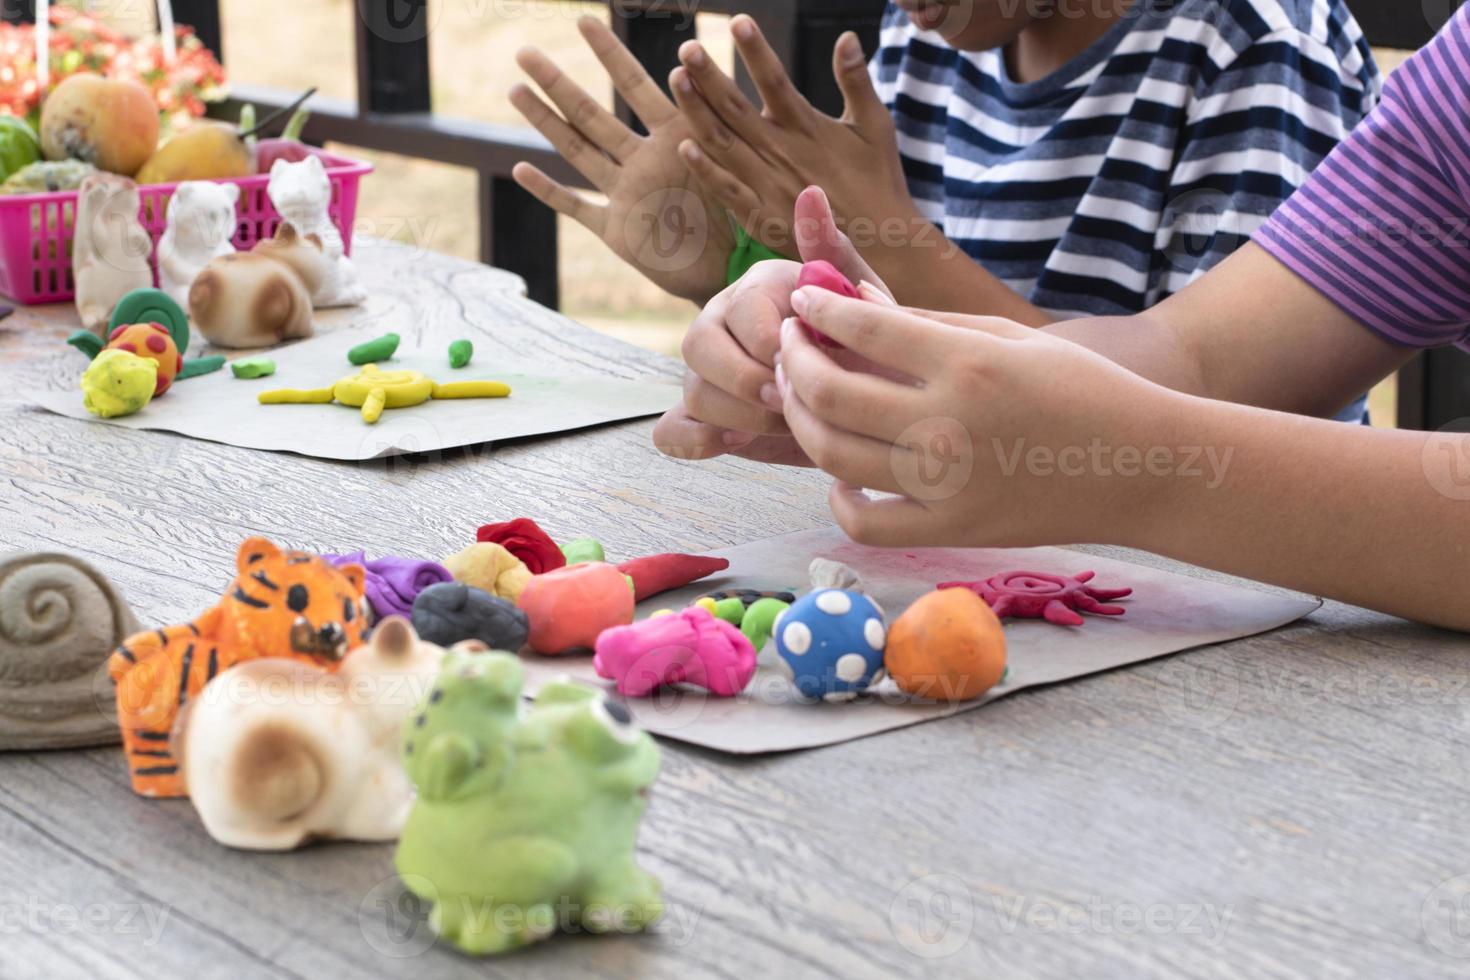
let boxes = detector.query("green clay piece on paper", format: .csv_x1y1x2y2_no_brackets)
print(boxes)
712,597,745,625
348,332,400,365
109,288,190,356
448,339,474,368
66,329,104,360
231,357,277,380
81,349,156,418
395,651,663,955
740,597,790,652
560,538,605,565
178,356,226,380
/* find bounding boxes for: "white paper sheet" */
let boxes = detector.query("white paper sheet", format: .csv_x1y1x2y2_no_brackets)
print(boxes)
30,333,680,460
519,527,1322,753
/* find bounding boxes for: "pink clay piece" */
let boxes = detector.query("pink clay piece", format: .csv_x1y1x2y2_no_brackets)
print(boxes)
938,571,1132,627
593,607,757,698
796,260,860,349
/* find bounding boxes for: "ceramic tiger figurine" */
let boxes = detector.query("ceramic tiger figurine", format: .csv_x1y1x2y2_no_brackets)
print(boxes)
108,537,368,798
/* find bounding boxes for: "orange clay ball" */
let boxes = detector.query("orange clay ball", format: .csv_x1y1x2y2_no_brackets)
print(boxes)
885,587,1007,701
516,561,635,655
105,322,181,397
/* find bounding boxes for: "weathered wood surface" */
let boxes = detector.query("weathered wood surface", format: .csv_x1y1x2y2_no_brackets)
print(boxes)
2,240,1469,979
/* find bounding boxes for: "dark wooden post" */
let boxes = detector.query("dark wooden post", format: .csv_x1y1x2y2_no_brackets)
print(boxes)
165,0,223,59
741,0,888,116
609,0,695,133
0,0,35,25
354,0,432,114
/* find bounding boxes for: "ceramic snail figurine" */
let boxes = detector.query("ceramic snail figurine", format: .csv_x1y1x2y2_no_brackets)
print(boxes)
0,552,139,750
72,174,152,333
267,156,365,307
594,605,757,698
188,223,326,349
176,617,467,850
108,537,368,798
395,651,663,955
157,180,240,310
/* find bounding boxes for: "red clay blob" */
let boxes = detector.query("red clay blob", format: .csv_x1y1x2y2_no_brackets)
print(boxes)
795,260,860,349
937,571,1132,627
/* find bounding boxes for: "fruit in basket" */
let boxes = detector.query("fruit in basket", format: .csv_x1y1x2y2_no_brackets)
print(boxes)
135,120,253,185
0,159,96,194
0,116,42,184
39,74,160,178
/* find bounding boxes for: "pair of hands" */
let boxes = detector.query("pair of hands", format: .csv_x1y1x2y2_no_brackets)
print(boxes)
656,187,1175,550
509,14,914,305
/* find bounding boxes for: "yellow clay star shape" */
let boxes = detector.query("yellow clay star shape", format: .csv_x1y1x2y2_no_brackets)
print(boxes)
258,364,511,423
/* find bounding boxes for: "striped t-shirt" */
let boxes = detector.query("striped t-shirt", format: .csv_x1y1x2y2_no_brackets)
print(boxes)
1256,6,1470,349
871,0,1380,318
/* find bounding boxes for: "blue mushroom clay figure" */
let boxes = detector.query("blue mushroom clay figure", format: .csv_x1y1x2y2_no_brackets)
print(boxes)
394,649,663,955
773,588,887,702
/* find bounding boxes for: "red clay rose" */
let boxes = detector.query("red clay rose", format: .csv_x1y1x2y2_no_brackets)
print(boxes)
475,517,566,575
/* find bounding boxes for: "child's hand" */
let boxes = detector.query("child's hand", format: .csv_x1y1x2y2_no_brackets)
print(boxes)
669,15,916,256
653,188,889,464
510,16,742,305
778,287,1177,549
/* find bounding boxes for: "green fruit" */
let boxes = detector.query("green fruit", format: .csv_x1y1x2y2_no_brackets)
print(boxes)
0,116,42,185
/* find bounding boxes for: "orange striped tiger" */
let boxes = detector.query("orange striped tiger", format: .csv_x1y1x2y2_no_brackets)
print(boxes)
108,536,368,798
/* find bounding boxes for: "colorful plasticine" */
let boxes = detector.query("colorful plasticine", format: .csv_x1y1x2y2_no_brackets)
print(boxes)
258,364,511,424
107,537,368,798
230,356,277,379
559,537,605,565
885,588,1006,701
795,260,860,349
176,355,226,379
104,321,180,396
594,605,757,697
176,617,457,850
412,582,530,652
323,551,453,622
617,553,731,602
395,654,662,955
80,349,156,418
939,570,1131,626
773,589,887,701
348,332,400,365
443,542,533,603
448,338,473,368
110,287,189,354
476,518,566,575
517,562,635,655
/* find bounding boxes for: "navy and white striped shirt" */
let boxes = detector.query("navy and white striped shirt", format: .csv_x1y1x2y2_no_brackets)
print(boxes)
871,0,1380,318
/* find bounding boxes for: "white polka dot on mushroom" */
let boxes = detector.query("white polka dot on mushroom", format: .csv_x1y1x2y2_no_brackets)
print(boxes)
863,618,885,650
782,621,812,655
835,653,868,683
815,590,851,616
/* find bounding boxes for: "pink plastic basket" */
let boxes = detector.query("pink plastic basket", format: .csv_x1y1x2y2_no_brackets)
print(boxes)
0,139,373,305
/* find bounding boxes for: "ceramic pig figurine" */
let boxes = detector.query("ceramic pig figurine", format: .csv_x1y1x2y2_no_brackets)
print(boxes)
395,651,663,955
72,174,152,333
267,156,365,307
157,180,239,309
188,223,326,348
176,616,465,850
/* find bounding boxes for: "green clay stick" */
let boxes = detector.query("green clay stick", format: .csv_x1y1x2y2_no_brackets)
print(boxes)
741,597,790,651
177,355,226,380
448,339,473,368
231,356,276,379
348,332,399,365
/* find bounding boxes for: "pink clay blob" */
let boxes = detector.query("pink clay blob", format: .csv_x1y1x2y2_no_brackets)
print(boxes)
796,260,860,349
938,571,1132,627
593,606,757,697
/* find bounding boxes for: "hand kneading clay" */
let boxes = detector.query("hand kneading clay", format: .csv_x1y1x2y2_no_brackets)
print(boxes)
773,589,887,702
108,537,368,798
177,617,463,850
795,260,860,349
395,653,662,955
412,582,529,652
0,552,139,750
594,606,756,697
81,349,156,418
885,588,1006,701
443,542,532,603
517,562,634,655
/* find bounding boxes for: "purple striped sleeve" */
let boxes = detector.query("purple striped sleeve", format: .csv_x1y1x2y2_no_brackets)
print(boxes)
1254,7,1470,349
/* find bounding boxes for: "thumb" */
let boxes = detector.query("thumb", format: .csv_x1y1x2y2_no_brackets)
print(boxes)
791,186,891,299
832,32,889,136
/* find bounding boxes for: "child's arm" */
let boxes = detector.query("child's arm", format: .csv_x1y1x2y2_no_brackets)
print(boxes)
778,289,1470,631
670,15,1055,325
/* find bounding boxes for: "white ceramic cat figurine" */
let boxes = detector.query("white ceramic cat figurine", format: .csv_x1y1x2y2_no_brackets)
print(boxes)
267,155,365,307
72,174,152,333
158,181,239,311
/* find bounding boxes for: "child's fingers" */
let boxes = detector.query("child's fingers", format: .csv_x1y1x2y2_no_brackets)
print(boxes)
905,307,1034,340
578,15,677,128
790,287,965,379
510,163,607,237
676,41,775,147
678,140,765,233
781,386,914,496
508,83,617,192
831,32,889,136
683,310,780,409
670,66,773,178
829,481,944,548
652,405,735,461
729,14,812,127
778,321,922,443
684,373,790,437
516,47,637,163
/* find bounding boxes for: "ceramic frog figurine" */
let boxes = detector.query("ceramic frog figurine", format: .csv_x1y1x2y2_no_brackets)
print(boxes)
394,651,662,955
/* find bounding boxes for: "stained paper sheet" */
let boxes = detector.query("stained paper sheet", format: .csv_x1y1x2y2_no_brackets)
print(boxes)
520,527,1322,753
31,331,679,460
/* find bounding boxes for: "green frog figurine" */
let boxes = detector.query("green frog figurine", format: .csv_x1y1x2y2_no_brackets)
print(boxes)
394,650,663,955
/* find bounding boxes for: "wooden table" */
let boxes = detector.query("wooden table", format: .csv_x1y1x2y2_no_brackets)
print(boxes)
3,241,1469,979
